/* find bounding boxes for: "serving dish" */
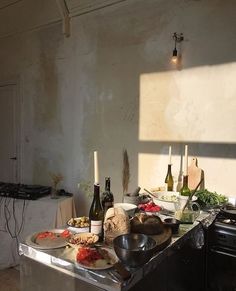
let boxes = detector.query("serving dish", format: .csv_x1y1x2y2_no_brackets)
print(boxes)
75,247,117,270
67,216,89,233
151,191,179,212
67,232,99,249
25,229,71,250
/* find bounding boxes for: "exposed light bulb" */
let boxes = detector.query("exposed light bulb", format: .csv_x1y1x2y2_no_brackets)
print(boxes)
171,48,178,63
171,33,183,64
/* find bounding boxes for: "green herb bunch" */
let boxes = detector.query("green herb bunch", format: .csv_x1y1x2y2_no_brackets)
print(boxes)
195,189,228,207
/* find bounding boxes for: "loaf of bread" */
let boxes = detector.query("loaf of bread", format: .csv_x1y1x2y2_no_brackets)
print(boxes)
103,207,130,245
130,213,164,235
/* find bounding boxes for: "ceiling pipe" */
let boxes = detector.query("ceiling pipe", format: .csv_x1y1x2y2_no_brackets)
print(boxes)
56,0,70,37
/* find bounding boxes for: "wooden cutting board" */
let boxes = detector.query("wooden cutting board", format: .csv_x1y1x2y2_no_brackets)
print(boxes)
188,157,204,191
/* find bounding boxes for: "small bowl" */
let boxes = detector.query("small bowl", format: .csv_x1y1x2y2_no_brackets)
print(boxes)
114,203,137,216
113,233,157,268
67,232,99,249
163,218,180,234
67,217,89,233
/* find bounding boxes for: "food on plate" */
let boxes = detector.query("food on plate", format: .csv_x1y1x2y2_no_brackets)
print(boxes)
76,247,115,268
68,232,99,248
138,201,161,212
36,229,71,240
36,231,55,239
35,229,71,248
159,194,178,202
67,216,89,228
130,213,164,235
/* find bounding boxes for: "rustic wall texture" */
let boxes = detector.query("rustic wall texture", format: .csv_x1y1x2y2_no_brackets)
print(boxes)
0,0,235,214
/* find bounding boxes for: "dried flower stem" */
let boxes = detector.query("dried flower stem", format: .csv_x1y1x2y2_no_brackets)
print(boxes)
122,149,130,194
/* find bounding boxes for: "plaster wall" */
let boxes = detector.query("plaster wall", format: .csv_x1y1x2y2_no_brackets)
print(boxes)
0,0,235,214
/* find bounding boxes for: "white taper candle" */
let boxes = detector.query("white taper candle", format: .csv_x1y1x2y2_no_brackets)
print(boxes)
184,145,188,176
94,151,99,184
169,146,172,164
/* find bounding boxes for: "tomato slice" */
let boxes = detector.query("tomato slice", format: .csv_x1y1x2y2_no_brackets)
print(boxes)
76,247,103,264
36,231,55,239
60,229,71,238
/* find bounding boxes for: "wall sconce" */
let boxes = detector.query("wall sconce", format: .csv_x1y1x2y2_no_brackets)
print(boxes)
172,32,184,64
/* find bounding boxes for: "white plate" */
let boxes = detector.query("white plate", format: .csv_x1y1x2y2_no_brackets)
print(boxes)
75,247,117,270
25,229,69,250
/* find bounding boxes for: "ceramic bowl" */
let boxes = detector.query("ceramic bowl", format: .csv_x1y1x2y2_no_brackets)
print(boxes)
67,217,90,233
163,218,180,234
114,203,137,216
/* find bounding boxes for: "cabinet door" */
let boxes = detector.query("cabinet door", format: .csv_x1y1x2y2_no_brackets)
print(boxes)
129,256,168,291
167,239,206,291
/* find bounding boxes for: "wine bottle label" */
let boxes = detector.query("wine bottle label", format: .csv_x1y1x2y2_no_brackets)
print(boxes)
90,220,103,235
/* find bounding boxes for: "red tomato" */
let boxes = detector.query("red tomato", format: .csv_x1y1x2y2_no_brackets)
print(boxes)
76,247,102,263
60,229,71,238
37,231,55,239
138,202,161,212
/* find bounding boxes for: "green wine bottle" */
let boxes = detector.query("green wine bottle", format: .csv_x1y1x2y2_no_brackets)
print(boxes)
165,164,174,191
89,184,104,241
180,175,191,196
101,177,114,213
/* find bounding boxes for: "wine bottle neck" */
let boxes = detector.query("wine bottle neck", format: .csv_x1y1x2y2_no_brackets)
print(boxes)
182,175,188,187
167,164,172,173
94,184,100,198
105,178,111,191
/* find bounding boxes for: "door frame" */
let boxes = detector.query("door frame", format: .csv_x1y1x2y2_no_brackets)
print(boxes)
0,77,22,183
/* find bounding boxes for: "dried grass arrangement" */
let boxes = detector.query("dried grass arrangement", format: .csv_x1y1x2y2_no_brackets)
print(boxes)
122,149,130,195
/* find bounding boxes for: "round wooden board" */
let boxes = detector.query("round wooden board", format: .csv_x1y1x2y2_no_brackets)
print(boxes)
150,225,172,252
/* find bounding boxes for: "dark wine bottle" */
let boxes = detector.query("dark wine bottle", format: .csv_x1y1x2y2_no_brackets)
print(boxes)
101,177,114,213
180,175,191,196
89,184,104,241
165,164,174,191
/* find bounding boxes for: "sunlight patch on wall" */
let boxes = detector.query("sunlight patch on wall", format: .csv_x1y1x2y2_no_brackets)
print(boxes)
138,152,180,191
139,62,236,143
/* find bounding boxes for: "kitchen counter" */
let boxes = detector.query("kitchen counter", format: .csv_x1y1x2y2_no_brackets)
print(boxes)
19,211,216,291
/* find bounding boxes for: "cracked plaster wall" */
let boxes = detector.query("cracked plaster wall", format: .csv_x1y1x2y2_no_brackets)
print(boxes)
0,0,235,214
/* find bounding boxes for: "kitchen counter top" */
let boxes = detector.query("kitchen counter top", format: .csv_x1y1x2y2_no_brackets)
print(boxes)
19,211,216,291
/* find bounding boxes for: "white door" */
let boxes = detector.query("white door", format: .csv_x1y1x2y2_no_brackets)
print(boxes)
0,84,20,183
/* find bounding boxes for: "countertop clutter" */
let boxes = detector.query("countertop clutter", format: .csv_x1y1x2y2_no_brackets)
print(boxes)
19,211,214,291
